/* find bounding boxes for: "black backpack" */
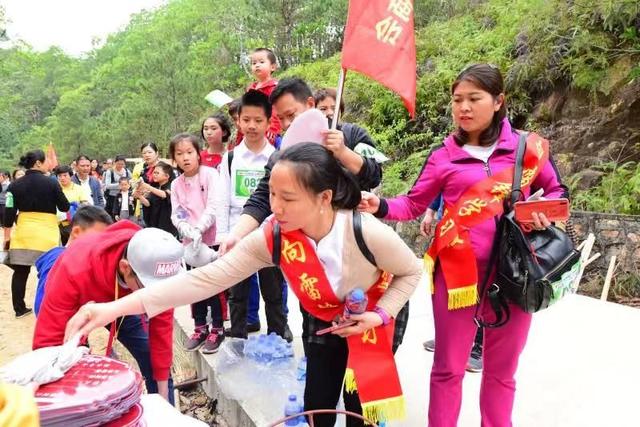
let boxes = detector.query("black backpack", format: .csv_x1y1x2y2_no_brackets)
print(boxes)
476,133,581,328
271,210,376,267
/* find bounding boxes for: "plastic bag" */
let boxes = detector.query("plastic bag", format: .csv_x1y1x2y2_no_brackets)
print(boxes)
214,336,300,421
0,334,88,387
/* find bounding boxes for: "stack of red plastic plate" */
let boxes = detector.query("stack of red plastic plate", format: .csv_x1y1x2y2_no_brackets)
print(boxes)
35,355,144,426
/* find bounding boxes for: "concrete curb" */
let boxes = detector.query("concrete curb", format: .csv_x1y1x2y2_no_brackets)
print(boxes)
173,306,262,427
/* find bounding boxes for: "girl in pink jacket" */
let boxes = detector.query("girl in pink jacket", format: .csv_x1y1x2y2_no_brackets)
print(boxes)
361,64,568,427
169,133,227,354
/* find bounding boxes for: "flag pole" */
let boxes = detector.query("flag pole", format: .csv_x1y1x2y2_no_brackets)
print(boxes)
331,68,347,130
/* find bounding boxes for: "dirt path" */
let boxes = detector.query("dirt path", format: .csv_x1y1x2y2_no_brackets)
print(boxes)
0,265,119,366
0,266,37,365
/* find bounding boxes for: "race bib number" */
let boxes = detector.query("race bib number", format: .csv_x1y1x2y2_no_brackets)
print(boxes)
235,169,265,198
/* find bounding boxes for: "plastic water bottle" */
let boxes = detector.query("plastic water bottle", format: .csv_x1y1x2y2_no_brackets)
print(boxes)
285,342,294,358
344,288,368,318
296,357,307,381
284,395,301,426
176,205,189,221
245,336,258,359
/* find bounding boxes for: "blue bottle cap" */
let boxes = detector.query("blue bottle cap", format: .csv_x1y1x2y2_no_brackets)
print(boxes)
350,288,365,301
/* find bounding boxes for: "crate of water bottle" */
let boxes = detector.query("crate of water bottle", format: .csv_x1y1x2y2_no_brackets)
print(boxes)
244,333,295,365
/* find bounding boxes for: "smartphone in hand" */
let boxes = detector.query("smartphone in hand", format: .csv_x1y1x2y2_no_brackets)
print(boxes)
316,321,357,336
514,198,570,223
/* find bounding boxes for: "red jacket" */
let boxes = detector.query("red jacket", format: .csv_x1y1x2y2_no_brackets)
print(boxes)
235,79,282,147
33,221,174,381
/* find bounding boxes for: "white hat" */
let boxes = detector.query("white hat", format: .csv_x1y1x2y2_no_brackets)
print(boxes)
127,228,184,287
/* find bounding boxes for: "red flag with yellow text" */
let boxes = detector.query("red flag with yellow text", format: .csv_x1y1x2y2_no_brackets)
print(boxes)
45,143,58,170
341,0,416,117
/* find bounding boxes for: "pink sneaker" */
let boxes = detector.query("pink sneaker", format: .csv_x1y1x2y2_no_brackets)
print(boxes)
201,329,225,354
184,325,208,351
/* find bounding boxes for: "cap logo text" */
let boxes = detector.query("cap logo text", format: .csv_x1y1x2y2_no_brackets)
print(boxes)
154,260,181,277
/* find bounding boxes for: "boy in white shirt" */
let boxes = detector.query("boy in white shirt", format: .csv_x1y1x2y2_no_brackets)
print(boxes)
216,90,288,339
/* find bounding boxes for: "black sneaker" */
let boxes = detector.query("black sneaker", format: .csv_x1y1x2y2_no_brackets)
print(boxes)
466,347,483,373
283,325,293,343
422,339,435,352
247,321,261,333
15,307,33,319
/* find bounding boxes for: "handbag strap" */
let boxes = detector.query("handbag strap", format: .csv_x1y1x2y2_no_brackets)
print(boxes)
474,133,528,329
473,219,510,328
509,132,528,208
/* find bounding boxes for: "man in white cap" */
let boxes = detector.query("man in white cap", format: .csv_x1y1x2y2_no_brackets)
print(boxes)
33,221,183,403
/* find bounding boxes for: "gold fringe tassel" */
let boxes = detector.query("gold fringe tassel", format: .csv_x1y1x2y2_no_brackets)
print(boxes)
423,253,435,295
344,370,406,423
361,396,406,424
447,284,478,310
344,368,357,393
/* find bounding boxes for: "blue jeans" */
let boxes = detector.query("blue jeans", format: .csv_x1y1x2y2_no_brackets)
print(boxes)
108,315,174,405
247,274,260,325
247,274,289,324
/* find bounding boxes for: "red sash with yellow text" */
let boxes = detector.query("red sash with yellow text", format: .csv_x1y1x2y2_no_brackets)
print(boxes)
264,220,404,423
425,133,550,310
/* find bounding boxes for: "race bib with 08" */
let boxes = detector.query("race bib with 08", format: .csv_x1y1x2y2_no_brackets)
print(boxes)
235,169,265,198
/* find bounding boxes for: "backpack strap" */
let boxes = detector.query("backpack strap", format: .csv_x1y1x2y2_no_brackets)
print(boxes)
227,150,234,173
353,210,377,266
272,221,281,266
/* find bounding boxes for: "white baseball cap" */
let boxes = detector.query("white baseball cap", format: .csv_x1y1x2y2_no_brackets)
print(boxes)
127,228,185,287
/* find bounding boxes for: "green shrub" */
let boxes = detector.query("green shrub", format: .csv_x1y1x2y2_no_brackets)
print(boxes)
569,162,640,214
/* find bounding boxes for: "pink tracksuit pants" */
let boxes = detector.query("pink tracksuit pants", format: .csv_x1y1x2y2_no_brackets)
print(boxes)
428,276,532,426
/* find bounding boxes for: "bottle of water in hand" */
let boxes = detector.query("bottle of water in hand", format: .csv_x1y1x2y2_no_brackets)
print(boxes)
344,288,368,319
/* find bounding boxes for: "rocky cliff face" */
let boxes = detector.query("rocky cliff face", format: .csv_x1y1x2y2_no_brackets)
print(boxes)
538,76,640,190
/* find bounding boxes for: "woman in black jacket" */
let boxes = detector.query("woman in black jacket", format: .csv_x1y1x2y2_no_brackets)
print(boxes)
3,150,69,317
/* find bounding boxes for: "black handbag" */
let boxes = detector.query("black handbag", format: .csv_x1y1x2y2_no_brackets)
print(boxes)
476,133,582,328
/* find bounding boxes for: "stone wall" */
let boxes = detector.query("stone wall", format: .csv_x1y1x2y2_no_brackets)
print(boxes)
391,210,640,280
570,211,640,278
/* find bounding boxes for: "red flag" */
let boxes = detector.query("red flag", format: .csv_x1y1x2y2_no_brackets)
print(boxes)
341,0,417,118
45,143,59,170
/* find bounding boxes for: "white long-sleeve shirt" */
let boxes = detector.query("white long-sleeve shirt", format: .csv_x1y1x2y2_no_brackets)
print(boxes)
215,139,275,240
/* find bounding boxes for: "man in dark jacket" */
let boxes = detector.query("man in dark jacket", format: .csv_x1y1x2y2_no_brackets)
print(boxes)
221,77,382,250
219,78,411,353
72,155,105,207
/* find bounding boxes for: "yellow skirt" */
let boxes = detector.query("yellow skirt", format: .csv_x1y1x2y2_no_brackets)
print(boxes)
8,212,59,266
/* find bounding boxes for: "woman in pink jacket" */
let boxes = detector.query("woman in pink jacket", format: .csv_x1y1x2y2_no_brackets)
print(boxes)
360,64,568,426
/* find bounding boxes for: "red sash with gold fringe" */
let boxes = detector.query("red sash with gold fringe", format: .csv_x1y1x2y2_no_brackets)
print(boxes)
264,220,404,423
425,133,550,310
